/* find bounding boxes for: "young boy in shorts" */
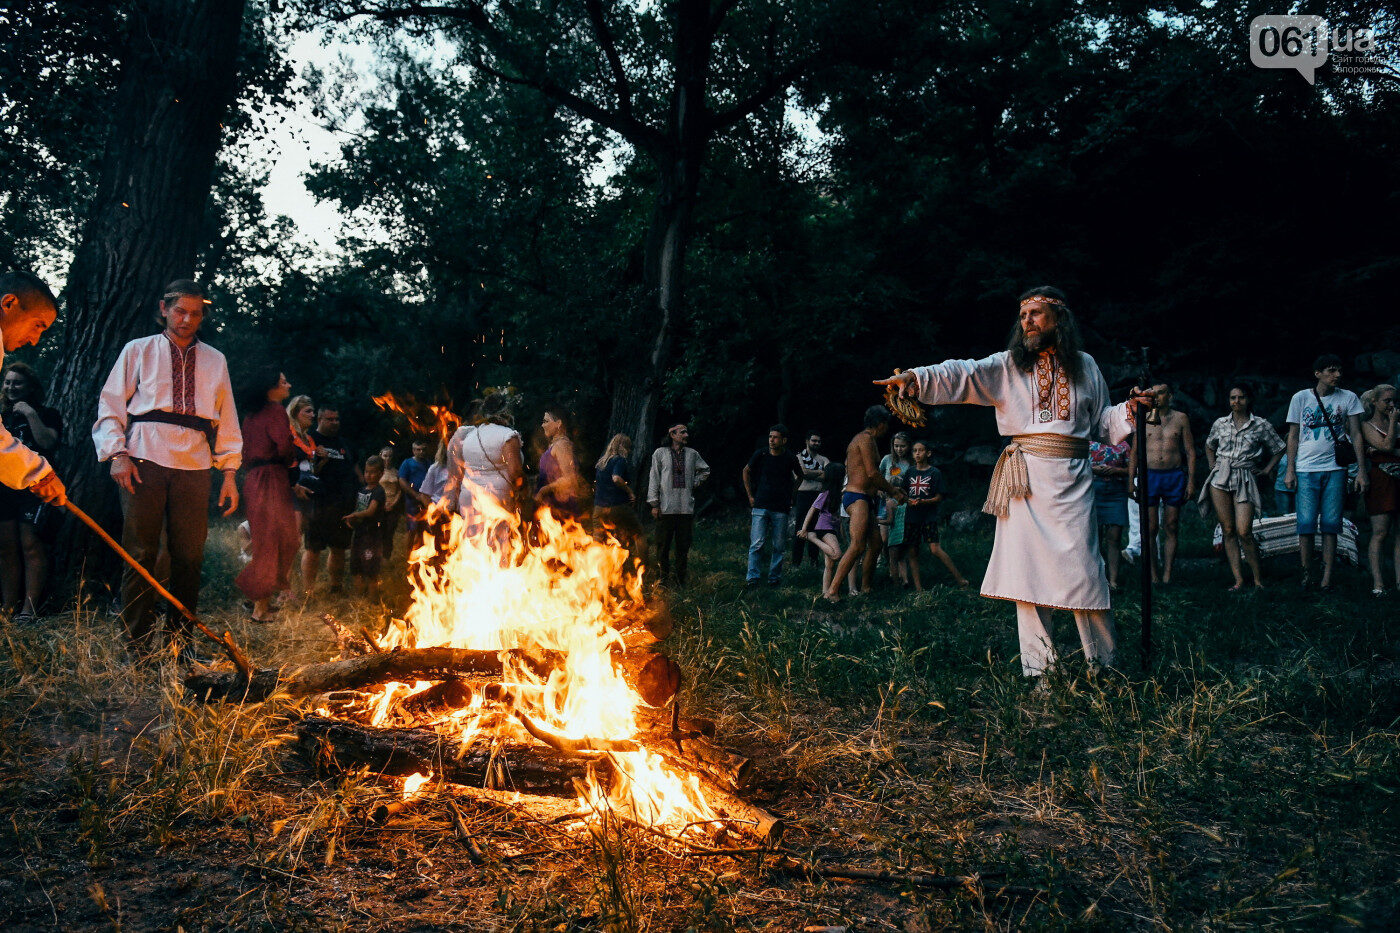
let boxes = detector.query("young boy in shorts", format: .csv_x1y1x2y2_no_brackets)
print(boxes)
901,439,969,590
345,455,387,603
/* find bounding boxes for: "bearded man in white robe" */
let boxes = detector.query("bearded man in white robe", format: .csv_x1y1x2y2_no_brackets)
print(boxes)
878,287,1152,677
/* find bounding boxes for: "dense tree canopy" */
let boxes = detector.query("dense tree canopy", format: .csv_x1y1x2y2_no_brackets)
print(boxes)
4,0,1397,505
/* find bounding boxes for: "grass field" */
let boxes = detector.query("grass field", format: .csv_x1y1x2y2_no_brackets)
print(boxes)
0,497,1396,930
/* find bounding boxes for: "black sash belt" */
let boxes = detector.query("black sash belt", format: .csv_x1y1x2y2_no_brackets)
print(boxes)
129,410,216,445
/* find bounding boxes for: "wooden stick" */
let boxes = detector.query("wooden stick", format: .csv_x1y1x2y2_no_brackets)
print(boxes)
65,500,254,680
766,854,1047,898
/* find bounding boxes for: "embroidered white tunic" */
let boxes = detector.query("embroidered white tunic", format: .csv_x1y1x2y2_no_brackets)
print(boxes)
92,334,243,472
911,351,1133,610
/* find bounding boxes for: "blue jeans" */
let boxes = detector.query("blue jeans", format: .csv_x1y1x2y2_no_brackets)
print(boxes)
748,508,788,582
1296,470,1345,536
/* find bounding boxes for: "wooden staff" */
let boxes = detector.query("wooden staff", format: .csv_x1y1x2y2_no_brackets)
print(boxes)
1135,347,1153,667
65,501,255,680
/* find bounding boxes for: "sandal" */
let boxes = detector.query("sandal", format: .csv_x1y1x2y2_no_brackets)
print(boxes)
1227,582,1245,593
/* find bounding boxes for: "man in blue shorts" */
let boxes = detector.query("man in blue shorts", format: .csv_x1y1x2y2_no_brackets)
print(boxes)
822,406,906,603
1130,383,1195,584
1283,355,1367,592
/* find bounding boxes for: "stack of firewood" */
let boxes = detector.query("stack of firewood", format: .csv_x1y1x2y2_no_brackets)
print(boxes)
184,603,781,843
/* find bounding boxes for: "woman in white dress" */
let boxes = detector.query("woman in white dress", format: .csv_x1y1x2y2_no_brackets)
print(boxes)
442,392,524,520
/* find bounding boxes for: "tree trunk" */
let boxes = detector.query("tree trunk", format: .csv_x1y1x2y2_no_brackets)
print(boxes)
612,0,710,466
611,164,697,467
48,0,248,593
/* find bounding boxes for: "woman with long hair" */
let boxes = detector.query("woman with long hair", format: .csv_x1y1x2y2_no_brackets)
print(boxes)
1361,384,1398,596
536,407,585,523
1201,382,1286,590
235,367,297,623
594,433,646,568
878,431,913,584
0,362,61,622
286,394,317,540
442,390,524,547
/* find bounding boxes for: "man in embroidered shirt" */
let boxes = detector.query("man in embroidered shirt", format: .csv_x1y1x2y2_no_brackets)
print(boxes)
647,423,710,587
0,272,66,507
93,279,242,655
878,286,1151,678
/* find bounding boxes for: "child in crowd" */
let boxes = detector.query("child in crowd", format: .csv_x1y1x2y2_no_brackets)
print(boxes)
797,463,847,598
378,445,404,562
901,439,969,590
345,455,387,603
878,432,914,584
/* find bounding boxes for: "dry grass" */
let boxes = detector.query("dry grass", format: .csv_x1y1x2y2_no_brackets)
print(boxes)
1,511,1397,930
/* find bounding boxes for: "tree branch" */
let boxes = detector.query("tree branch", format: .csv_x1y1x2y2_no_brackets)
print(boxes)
582,0,634,119
330,2,666,156
708,59,812,132
708,0,743,36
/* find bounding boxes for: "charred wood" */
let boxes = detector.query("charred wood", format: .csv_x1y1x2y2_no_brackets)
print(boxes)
296,715,604,798
187,645,680,707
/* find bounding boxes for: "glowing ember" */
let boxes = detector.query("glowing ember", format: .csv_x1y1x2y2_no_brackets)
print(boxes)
402,772,431,800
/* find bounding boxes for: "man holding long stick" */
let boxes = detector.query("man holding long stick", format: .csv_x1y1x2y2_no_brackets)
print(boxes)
0,272,66,507
93,279,242,657
878,287,1152,678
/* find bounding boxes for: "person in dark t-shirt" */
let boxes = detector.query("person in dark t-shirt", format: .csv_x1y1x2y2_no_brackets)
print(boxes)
302,406,359,596
741,424,804,586
900,439,968,590
0,362,62,622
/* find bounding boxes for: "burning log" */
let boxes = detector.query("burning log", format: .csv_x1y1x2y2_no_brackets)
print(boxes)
396,679,474,719
635,731,752,793
297,715,605,798
611,603,672,649
185,646,551,703
613,649,681,708
187,644,681,707
701,782,783,842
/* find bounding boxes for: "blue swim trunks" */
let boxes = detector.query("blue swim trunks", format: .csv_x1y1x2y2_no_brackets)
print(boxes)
1146,468,1188,508
841,490,874,511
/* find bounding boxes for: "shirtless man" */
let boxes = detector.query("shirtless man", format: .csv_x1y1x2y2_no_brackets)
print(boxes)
822,405,905,603
1129,383,1195,584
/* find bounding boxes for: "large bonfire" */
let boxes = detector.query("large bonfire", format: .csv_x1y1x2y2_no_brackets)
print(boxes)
186,398,775,844
365,485,722,834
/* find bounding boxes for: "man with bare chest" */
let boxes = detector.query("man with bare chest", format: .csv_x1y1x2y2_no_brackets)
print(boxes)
822,405,905,603
1130,383,1196,583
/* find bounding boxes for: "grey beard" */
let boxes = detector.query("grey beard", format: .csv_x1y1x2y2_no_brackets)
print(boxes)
1021,330,1058,354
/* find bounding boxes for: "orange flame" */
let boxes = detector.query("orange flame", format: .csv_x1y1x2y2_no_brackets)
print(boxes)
362,423,716,833
372,392,462,445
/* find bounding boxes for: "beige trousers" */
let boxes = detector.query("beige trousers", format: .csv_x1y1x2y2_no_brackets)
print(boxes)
1015,601,1118,677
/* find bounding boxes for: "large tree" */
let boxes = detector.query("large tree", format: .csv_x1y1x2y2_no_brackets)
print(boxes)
301,0,884,462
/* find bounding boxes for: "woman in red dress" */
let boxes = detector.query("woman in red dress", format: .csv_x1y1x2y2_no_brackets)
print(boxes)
236,369,298,623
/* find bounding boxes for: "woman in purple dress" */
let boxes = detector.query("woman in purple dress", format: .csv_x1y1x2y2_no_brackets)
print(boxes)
536,407,585,523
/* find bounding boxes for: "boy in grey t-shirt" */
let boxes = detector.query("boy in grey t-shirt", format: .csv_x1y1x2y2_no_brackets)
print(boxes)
1284,354,1367,591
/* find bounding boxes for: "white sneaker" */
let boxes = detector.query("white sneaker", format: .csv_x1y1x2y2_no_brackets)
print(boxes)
1120,548,1136,566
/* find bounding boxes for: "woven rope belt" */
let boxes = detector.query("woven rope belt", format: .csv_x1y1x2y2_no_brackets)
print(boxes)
982,433,1091,517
